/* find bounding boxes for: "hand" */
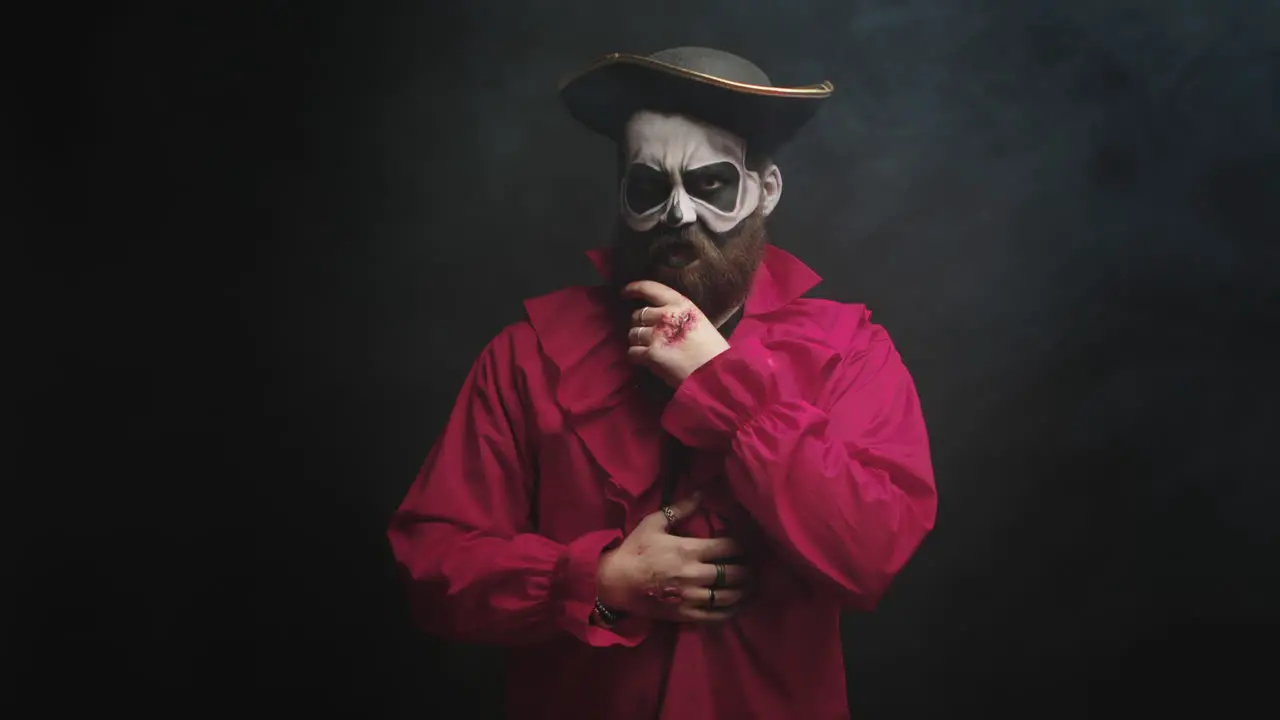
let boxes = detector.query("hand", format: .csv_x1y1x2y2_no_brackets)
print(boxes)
596,493,751,623
622,281,730,387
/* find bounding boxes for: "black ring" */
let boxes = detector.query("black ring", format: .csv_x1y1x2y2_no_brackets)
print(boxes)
713,563,726,589
708,587,717,610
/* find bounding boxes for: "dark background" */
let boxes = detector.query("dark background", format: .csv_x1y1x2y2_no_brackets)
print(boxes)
13,0,1278,717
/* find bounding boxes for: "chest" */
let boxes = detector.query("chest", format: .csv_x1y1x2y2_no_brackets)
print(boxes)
524,379,752,546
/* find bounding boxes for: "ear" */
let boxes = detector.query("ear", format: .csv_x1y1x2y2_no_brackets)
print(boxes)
758,163,783,217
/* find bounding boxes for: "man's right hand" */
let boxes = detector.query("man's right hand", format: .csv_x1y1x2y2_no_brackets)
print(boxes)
596,492,751,622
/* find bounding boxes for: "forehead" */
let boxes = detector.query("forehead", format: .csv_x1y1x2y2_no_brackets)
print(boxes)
622,110,745,161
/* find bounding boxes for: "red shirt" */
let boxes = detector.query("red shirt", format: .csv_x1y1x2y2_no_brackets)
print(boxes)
389,245,937,719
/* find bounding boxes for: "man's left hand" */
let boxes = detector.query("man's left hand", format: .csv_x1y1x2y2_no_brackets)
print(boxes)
622,281,730,388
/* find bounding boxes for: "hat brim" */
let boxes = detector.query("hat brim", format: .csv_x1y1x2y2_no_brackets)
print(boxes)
559,53,833,155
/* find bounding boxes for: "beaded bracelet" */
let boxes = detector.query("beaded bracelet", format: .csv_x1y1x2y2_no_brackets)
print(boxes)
594,598,622,626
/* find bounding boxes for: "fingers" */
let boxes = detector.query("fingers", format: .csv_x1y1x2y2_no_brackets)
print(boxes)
626,345,649,365
662,492,702,527
686,536,741,562
630,306,661,327
687,562,751,588
621,280,686,307
627,325,654,346
643,492,702,530
643,567,752,623
670,606,740,623
682,585,745,608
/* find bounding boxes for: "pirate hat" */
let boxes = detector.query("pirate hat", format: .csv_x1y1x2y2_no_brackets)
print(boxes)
559,47,833,156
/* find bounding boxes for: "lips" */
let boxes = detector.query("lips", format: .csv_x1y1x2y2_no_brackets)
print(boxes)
650,238,699,268
663,247,696,268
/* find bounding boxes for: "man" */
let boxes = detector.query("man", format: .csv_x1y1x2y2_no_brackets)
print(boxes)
389,47,938,719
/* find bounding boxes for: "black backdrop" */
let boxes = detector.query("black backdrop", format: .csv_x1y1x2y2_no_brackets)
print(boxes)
13,0,1278,717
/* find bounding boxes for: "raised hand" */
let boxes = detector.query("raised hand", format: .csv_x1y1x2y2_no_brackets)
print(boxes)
622,281,730,388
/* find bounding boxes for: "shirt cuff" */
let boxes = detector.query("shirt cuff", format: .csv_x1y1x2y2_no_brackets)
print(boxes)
660,337,778,451
554,529,649,647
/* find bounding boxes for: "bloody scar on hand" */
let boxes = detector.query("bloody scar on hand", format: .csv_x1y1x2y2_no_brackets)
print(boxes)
657,310,697,346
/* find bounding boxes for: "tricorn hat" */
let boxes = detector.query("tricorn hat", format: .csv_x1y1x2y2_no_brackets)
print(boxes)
558,47,833,156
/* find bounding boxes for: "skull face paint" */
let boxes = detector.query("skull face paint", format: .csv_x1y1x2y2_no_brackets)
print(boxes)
620,111,763,235
610,110,776,324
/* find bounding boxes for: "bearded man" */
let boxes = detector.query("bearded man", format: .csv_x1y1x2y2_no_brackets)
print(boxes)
389,47,938,719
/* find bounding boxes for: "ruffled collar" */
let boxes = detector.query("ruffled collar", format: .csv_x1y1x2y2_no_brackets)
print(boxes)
524,244,822,419
522,244,822,498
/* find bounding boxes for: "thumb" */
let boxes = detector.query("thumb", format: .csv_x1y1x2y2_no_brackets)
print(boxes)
656,491,702,531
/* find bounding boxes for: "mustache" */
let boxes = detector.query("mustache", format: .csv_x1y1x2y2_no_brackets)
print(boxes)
640,225,726,258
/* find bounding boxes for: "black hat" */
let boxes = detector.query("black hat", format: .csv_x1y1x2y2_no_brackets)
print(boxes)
558,47,833,155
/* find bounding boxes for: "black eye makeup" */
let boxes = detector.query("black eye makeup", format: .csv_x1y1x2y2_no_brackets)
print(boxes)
624,164,672,214
681,162,740,213
623,161,742,215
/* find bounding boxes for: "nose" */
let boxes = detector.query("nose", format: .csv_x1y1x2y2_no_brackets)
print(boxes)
662,187,697,227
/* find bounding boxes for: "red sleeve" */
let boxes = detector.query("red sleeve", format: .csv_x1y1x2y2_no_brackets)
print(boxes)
388,325,649,646
660,325,937,610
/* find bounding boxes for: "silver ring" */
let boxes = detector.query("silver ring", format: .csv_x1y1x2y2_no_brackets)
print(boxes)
713,563,726,589
708,587,717,609
640,306,650,324
661,505,677,526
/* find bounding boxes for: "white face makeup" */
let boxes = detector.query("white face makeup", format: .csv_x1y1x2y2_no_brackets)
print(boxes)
620,111,763,235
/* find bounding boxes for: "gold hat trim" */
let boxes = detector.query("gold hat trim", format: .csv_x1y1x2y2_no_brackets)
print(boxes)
558,53,834,98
